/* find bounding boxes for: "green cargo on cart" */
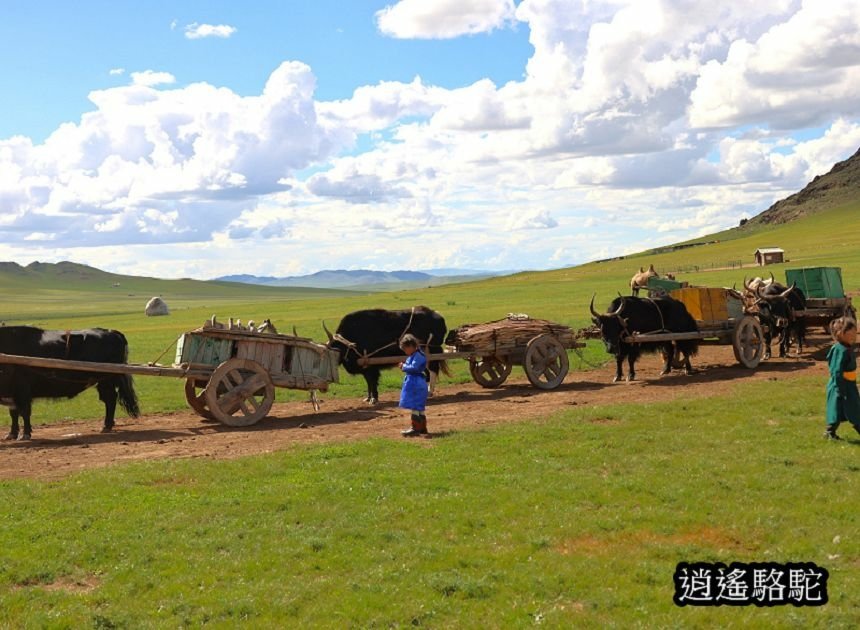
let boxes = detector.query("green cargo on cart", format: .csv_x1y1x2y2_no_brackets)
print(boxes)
785,267,845,299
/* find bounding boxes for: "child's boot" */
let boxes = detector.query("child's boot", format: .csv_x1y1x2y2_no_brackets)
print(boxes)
417,414,428,435
402,416,422,437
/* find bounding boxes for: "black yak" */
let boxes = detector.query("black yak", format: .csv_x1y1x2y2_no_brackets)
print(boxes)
590,295,699,382
323,306,449,404
0,326,140,440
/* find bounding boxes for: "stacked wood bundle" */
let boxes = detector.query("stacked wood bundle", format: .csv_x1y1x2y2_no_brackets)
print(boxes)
445,315,576,352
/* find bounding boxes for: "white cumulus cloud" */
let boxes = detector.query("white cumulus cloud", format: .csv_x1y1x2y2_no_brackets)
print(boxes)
4,1,860,278
376,0,516,39
184,23,237,40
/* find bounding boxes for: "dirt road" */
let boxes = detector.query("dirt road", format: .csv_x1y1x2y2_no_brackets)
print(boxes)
0,343,830,480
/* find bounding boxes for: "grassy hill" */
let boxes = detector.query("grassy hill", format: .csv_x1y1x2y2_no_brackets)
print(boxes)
0,261,361,322
746,146,860,226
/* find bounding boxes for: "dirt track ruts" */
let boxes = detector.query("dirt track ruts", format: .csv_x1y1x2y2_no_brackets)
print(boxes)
0,342,831,480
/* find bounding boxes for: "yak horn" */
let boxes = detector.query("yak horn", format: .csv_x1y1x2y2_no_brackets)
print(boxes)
779,281,796,298
322,320,334,343
589,294,600,318
769,271,775,284
293,325,299,337
743,276,752,292
756,285,779,300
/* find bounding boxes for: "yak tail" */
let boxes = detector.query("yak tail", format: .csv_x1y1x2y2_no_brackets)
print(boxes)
438,359,453,378
117,338,140,417
118,374,141,418
677,339,700,357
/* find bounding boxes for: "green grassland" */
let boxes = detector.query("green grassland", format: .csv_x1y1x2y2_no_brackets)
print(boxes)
2,377,858,627
0,200,858,626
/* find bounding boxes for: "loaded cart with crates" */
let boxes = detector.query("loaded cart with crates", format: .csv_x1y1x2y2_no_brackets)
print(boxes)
177,326,340,426
0,320,341,429
785,267,855,331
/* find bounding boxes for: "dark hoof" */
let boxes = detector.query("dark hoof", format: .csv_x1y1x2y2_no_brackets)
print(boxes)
3,432,17,441
684,368,695,375
18,433,31,441
659,369,670,376
100,426,114,434
612,376,622,383
626,374,636,382
368,398,378,405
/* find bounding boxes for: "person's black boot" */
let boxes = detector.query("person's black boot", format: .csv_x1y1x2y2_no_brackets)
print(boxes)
824,426,842,440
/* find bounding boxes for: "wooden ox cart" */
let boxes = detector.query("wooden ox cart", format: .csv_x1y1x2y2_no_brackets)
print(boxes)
785,267,855,332
0,325,339,427
357,315,585,390
624,287,767,369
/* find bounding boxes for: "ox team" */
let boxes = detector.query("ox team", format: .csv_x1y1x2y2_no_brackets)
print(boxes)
0,272,850,439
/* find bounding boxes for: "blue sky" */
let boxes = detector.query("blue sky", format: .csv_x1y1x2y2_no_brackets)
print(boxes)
1,1,859,279
0,1,532,141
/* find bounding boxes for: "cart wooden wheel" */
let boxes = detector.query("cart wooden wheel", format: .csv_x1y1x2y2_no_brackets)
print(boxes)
204,358,275,426
524,334,569,390
184,378,215,420
732,315,764,369
469,356,512,388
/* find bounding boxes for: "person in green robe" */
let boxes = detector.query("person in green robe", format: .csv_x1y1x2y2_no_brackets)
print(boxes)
825,317,859,440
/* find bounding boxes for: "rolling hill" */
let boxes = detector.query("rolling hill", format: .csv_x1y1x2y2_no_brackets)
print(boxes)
745,146,860,227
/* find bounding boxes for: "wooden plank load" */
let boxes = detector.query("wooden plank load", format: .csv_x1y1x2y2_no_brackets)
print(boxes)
175,326,339,385
669,287,736,325
445,314,576,353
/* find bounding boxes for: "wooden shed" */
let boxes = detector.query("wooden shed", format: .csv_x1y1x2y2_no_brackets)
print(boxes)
754,247,784,266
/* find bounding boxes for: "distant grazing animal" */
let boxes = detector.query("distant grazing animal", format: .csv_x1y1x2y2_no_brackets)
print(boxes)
590,294,699,382
0,326,140,440
630,264,659,296
324,306,450,404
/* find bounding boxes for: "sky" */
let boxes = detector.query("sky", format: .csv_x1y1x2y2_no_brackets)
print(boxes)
1,0,859,279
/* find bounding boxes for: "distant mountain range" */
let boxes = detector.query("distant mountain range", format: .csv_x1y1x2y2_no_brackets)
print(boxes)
214,268,514,290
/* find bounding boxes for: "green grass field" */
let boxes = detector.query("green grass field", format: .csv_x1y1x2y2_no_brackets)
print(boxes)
0,200,858,626
2,378,858,627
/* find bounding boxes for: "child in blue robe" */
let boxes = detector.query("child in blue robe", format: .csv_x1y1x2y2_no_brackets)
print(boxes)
398,334,428,437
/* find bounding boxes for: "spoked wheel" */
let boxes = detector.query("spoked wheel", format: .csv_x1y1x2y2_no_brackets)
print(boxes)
469,356,513,388
204,359,275,426
732,315,765,369
184,378,215,420
524,334,569,389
